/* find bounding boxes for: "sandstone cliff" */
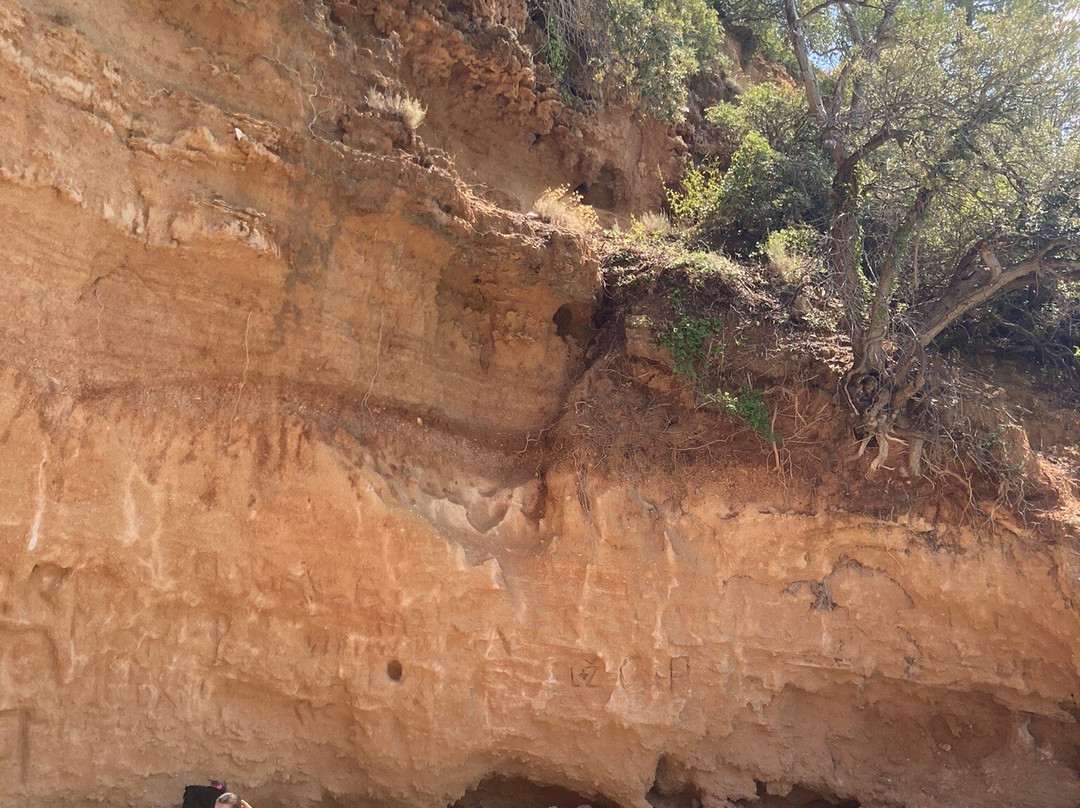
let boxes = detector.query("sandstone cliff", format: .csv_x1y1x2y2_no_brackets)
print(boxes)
1,2,1078,808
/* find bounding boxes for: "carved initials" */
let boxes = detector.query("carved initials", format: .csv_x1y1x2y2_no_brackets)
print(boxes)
570,662,600,688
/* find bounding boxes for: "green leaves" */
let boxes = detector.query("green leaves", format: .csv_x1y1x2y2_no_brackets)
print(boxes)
656,287,725,376
671,83,832,249
529,0,728,120
703,386,781,443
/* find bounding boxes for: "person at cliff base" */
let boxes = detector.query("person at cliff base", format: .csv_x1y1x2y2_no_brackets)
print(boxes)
183,781,227,808
215,793,254,808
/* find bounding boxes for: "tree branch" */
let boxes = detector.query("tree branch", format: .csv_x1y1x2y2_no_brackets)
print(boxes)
979,244,1003,281
840,2,863,45
856,179,941,370
846,0,900,137
915,254,1080,349
797,0,884,22
843,125,905,171
783,0,840,158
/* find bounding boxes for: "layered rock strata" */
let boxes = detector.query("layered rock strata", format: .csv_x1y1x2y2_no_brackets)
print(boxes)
1,3,1078,808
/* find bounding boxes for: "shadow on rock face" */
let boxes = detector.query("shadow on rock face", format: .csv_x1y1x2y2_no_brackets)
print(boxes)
452,776,621,808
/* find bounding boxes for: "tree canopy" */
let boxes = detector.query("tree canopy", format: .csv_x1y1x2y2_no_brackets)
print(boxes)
708,0,1080,459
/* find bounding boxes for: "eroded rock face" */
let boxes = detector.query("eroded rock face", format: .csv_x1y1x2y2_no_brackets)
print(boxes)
1,3,1079,808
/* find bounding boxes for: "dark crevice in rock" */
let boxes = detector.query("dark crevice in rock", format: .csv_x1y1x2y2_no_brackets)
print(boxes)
452,776,621,808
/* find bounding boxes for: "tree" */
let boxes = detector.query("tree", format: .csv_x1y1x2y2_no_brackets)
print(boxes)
773,0,1080,459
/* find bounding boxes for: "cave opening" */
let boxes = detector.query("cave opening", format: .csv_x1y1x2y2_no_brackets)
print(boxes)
552,302,596,342
553,304,575,337
451,775,621,808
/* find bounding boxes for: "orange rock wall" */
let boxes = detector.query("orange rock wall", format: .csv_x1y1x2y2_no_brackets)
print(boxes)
1,3,1078,808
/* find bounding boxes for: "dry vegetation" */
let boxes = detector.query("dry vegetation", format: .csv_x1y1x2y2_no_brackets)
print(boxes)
365,87,426,130
533,185,600,233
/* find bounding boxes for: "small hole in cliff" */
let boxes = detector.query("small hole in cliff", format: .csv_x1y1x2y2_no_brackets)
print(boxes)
553,304,574,337
553,302,596,342
580,165,617,209
386,659,403,681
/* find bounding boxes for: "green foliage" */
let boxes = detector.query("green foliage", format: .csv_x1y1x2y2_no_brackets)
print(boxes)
667,161,725,225
674,249,748,290
537,0,570,84
716,132,788,234
610,0,726,120
607,242,784,445
528,0,728,120
978,424,1006,454
656,288,724,376
704,386,780,443
772,0,1080,362
670,83,831,250
708,83,815,155
703,101,750,146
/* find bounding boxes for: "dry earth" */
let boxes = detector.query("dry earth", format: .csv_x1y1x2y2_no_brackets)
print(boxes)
0,2,1078,808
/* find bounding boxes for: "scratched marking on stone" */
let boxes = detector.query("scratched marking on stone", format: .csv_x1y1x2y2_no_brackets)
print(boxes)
570,662,600,688
670,656,690,693
26,448,48,550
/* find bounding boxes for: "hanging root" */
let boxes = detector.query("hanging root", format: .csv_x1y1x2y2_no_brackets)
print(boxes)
907,436,925,477
869,432,890,471
856,430,909,473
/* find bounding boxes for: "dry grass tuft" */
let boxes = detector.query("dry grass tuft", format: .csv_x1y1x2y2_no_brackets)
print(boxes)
366,88,426,130
533,185,600,234
633,211,671,237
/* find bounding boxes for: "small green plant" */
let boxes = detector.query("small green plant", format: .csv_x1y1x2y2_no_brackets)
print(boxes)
674,250,745,289
978,424,1006,453
656,288,723,376
667,161,724,226
538,0,570,84
705,386,780,443
366,87,426,130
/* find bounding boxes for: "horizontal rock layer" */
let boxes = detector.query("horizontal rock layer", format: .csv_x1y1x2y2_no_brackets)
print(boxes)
0,2,1078,808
